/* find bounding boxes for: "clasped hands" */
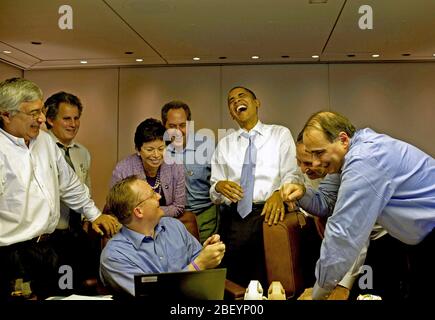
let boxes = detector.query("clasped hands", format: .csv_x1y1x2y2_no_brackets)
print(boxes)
194,234,226,270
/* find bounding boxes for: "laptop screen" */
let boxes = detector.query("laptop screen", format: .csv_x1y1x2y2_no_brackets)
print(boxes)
134,268,227,300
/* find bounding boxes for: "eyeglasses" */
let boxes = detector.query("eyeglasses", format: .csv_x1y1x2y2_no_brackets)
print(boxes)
16,108,46,120
135,191,159,208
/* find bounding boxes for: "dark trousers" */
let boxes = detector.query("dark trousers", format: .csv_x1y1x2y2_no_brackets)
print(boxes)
49,227,101,295
407,228,435,299
350,228,435,300
218,203,268,289
0,227,101,301
0,239,60,301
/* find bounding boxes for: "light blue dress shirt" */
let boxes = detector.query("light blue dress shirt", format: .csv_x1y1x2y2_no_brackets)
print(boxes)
166,133,214,213
305,128,435,299
298,173,341,217
100,217,202,296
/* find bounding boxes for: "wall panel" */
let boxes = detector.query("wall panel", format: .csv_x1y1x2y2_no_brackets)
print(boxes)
25,68,119,209
118,66,221,159
329,63,435,156
0,61,22,80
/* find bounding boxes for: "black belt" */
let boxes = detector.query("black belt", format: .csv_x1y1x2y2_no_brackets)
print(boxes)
29,233,52,243
224,202,265,210
28,229,70,244
252,203,265,209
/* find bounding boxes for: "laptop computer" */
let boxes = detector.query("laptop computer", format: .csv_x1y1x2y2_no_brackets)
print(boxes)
134,268,227,300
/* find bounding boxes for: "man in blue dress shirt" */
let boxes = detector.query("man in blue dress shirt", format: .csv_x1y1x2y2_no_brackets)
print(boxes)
162,100,218,244
100,175,225,296
282,111,435,300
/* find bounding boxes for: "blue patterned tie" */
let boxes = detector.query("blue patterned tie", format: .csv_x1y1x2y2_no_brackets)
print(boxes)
237,132,257,218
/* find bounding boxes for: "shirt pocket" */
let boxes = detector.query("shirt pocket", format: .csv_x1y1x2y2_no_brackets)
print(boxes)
186,164,210,182
167,243,190,268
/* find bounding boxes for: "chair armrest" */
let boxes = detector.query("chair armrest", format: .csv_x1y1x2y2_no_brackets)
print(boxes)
224,279,246,300
263,211,306,299
177,211,200,241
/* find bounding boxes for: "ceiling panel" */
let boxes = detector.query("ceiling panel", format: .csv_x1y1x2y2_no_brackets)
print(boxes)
0,0,165,68
0,0,434,70
324,0,435,61
106,0,345,64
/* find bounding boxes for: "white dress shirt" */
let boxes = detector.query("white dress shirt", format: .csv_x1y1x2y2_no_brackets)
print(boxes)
0,128,101,246
210,121,302,205
48,130,92,230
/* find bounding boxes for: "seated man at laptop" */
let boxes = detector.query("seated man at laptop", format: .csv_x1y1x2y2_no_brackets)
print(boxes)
100,175,226,296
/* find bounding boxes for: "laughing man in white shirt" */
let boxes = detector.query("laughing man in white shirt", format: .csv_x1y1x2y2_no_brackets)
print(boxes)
210,86,303,288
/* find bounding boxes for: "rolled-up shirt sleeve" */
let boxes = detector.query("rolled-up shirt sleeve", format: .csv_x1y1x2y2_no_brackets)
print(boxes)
57,146,101,222
298,174,340,217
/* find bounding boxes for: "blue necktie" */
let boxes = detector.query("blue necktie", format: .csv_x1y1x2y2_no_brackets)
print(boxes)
237,132,257,218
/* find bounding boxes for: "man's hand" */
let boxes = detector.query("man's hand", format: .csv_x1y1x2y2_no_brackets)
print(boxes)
297,286,349,300
327,285,350,300
261,191,285,226
280,183,306,210
203,234,221,246
91,214,119,238
215,180,244,203
194,242,226,270
297,288,313,300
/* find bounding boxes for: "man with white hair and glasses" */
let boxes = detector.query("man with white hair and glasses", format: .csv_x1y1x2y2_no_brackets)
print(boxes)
0,78,117,300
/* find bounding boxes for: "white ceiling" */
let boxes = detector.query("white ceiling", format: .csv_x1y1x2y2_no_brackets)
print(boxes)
0,0,434,70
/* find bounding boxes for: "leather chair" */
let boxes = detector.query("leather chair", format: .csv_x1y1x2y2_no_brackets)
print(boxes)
262,210,322,299
177,211,200,241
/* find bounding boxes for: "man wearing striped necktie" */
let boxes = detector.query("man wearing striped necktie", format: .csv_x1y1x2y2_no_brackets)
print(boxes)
45,91,100,294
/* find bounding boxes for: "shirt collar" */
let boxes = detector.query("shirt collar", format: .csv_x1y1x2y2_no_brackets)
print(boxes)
48,129,77,148
237,120,264,138
0,127,30,148
167,139,195,154
121,221,166,250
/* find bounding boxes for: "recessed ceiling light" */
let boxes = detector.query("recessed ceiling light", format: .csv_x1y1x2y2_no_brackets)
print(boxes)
312,55,319,59
31,41,42,45
251,55,260,59
371,54,380,58
433,53,435,57
135,58,143,62
2,50,12,54
80,60,88,64
193,57,200,61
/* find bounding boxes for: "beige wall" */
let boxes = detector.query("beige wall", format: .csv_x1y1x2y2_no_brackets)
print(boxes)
118,66,221,159
329,63,435,156
25,69,119,209
21,62,435,210
0,61,22,80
